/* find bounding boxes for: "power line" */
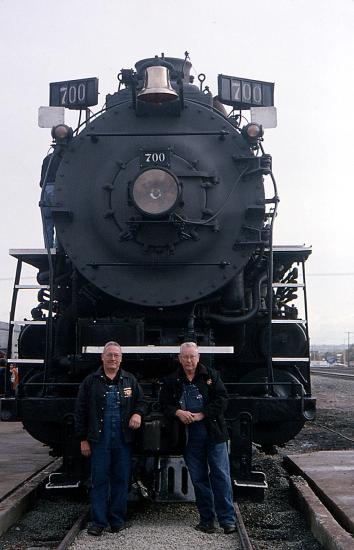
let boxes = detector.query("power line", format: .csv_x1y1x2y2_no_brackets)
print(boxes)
307,273,354,277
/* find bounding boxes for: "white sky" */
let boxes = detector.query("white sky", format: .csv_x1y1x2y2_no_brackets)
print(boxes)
0,0,353,346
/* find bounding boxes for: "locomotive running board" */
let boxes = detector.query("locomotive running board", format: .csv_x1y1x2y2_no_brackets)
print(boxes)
83,345,234,354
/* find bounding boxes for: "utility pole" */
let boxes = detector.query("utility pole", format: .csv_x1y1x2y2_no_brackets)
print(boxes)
345,332,353,367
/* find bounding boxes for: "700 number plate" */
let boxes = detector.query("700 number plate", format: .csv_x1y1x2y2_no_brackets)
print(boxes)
140,149,171,168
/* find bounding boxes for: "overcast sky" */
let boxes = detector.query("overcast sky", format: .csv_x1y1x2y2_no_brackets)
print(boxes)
0,0,353,346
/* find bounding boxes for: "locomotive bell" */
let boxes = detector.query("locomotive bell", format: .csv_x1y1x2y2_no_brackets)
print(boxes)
137,66,178,103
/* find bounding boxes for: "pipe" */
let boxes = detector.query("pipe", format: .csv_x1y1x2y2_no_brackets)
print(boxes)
204,273,267,325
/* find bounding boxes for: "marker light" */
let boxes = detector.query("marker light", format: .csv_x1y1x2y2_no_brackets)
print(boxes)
241,123,264,144
132,169,179,216
51,124,73,143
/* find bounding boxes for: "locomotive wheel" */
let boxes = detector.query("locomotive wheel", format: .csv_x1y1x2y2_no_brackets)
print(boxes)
21,371,44,397
237,368,305,445
253,419,305,446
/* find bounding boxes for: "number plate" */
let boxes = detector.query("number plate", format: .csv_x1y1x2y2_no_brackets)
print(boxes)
49,77,99,110
140,149,171,168
218,74,274,110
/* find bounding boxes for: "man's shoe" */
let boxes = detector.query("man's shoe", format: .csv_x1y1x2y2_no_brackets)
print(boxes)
222,524,236,534
111,521,131,533
87,525,104,536
195,522,216,534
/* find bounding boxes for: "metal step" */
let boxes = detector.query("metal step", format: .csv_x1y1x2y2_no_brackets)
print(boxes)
272,357,309,362
15,285,50,289
272,283,304,288
272,319,307,324
9,248,56,256
11,320,47,325
6,358,44,364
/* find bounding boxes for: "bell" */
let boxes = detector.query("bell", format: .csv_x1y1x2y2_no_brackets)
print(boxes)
137,66,179,103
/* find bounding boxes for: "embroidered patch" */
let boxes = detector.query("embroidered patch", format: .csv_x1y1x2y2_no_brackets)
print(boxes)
206,378,212,385
123,387,132,397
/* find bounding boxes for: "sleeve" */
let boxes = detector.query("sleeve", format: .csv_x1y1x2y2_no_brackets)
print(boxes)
75,379,89,440
159,378,179,418
202,370,228,419
39,155,51,187
131,378,148,418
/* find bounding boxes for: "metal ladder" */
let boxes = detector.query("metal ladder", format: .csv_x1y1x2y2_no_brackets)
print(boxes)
270,245,311,366
4,249,56,393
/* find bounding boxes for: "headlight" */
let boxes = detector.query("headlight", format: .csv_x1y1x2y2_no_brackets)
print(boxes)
132,169,179,216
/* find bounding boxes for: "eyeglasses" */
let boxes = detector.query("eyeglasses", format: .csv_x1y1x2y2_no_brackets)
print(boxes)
104,353,122,359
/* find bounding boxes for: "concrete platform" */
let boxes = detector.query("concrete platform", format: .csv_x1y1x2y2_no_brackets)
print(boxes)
284,450,354,548
0,422,52,501
0,422,61,535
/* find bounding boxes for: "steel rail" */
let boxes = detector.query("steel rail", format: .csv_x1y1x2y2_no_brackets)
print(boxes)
234,501,254,550
311,370,354,380
313,422,354,445
56,507,89,550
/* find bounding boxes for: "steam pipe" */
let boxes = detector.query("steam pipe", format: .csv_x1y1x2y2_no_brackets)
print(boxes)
204,273,267,325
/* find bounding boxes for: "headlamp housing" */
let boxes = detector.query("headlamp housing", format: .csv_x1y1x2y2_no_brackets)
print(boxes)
131,168,180,217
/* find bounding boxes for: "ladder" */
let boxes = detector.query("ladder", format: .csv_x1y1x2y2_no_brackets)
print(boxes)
270,245,312,367
5,249,56,392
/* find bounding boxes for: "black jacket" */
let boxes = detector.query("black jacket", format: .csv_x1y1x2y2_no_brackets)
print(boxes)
75,367,146,443
159,364,229,444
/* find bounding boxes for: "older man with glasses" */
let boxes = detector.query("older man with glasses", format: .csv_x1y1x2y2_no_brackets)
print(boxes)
160,342,236,534
76,341,146,536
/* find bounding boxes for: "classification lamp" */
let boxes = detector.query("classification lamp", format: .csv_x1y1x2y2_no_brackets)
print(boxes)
51,124,73,143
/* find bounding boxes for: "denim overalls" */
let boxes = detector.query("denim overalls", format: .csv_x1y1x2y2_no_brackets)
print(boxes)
181,381,236,527
90,383,132,529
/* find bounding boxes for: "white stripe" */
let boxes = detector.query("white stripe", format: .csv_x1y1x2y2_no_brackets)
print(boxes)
11,320,46,325
7,358,44,364
15,285,50,289
83,345,234,354
272,357,309,362
272,319,306,324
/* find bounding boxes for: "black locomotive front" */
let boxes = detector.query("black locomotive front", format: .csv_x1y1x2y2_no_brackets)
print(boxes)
3,55,315,496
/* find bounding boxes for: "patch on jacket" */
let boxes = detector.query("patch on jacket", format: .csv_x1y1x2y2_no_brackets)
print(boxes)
206,378,213,385
124,387,132,397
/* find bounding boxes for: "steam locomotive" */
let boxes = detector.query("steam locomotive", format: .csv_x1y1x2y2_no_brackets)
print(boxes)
2,54,315,497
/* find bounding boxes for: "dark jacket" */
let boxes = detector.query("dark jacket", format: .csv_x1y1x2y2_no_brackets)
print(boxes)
159,364,229,444
75,367,146,443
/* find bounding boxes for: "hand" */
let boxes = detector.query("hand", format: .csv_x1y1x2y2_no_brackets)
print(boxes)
175,409,195,425
129,413,142,429
191,412,205,422
80,440,91,457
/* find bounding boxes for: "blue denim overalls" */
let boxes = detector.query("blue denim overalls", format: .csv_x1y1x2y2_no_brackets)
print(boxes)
90,383,132,529
182,381,236,527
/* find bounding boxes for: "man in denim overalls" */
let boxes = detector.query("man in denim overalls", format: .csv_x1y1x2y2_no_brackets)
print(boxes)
160,342,236,534
76,341,146,536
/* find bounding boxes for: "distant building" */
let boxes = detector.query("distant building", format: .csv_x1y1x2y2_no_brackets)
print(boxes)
0,322,20,356
0,322,9,353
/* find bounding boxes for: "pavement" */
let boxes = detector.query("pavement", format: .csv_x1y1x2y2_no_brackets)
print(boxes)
0,421,60,535
285,450,354,550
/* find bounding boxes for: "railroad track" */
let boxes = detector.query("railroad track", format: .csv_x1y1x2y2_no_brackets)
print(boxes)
234,501,254,550
56,508,89,550
53,500,254,550
311,369,354,380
